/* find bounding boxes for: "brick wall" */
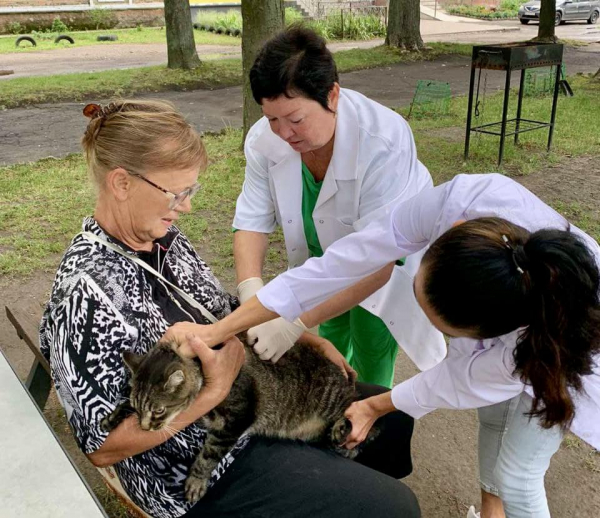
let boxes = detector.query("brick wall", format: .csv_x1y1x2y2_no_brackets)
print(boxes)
439,0,500,7
0,8,165,33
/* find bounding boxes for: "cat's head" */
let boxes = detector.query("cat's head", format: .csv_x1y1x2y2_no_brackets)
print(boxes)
123,342,203,431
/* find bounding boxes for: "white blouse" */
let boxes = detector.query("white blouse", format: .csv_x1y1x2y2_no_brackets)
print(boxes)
257,173,600,449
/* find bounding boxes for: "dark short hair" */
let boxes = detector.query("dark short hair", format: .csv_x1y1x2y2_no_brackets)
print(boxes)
249,25,339,111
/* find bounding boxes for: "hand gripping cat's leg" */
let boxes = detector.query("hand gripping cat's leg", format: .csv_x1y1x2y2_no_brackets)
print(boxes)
100,402,136,433
331,416,352,444
185,429,238,502
330,415,382,459
330,416,359,459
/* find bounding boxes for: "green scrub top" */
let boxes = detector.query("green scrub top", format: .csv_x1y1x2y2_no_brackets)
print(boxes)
300,162,398,388
301,162,325,259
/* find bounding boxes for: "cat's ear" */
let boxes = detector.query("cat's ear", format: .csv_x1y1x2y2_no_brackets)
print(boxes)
122,351,144,374
165,370,185,392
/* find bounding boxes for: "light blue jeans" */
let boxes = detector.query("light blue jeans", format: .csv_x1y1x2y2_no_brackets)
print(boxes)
478,393,564,518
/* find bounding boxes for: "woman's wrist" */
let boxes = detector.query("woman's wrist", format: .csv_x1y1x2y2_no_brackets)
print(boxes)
211,319,237,346
217,296,280,342
363,392,396,419
297,331,321,347
188,385,228,418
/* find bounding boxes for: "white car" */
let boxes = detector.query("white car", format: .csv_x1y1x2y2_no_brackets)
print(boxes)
518,0,600,25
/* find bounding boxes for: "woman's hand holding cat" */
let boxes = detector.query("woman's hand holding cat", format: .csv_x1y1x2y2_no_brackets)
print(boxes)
163,323,220,358
343,392,396,449
188,335,246,403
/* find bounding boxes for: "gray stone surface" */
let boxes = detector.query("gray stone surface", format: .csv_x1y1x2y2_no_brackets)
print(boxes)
0,350,106,518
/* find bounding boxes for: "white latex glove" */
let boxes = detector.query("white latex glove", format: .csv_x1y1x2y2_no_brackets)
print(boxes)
237,277,264,304
248,317,308,363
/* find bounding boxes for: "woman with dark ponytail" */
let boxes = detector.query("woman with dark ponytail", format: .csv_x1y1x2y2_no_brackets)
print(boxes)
173,173,600,518
422,218,600,431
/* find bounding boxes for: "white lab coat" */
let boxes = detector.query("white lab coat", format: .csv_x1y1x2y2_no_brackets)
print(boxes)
234,88,446,371
257,173,600,450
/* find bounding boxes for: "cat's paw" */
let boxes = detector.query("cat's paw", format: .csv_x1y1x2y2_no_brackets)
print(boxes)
333,444,359,459
100,415,115,433
330,417,352,446
185,475,209,503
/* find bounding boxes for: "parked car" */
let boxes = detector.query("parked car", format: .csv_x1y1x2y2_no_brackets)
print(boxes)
518,0,600,25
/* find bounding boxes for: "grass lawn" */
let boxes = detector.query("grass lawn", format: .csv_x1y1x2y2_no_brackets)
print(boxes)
0,27,239,54
1,74,598,279
0,43,472,110
399,75,600,180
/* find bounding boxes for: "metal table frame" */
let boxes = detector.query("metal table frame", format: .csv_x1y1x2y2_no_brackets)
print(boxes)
464,43,564,166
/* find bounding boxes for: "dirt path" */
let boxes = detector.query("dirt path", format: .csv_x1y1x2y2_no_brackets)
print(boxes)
1,44,599,167
0,19,520,80
0,43,241,79
1,155,599,517
1,19,597,81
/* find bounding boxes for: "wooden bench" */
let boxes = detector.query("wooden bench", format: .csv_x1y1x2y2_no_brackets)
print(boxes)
5,305,151,518
5,306,52,410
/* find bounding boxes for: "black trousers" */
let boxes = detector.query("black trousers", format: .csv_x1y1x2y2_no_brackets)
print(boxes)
184,383,419,518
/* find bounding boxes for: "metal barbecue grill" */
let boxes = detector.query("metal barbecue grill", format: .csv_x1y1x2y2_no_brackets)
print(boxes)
464,42,564,166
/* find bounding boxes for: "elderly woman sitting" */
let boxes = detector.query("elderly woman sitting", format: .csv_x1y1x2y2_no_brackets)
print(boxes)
40,100,419,518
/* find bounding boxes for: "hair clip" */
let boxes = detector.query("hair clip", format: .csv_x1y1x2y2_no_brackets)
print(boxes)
83,102,120,120
83,103,103,119
502,234,525,275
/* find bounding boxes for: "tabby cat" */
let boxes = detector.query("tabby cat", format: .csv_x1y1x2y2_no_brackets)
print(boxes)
101,340,365,503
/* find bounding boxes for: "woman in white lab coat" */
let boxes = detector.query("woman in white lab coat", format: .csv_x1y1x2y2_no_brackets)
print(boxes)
175,173,600,518
232,25,445,387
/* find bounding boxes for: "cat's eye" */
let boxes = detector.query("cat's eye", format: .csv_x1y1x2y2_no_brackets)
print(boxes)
154,407,166,416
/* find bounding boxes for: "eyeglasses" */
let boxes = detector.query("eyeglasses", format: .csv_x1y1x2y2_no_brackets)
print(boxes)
127,171,201,210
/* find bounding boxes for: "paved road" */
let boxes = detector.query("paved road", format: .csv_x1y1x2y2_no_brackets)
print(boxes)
427,19,600,44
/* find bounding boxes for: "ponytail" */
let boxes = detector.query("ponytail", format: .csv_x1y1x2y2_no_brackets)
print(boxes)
422,218,600,428
514,229,600,428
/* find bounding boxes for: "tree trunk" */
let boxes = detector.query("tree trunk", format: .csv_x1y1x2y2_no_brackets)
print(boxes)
242,0,285,141
164,0,201,70
536,0,558,42
386,0,424,51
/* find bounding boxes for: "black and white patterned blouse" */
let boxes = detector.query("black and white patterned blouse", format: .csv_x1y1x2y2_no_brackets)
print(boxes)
40,217,249,518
